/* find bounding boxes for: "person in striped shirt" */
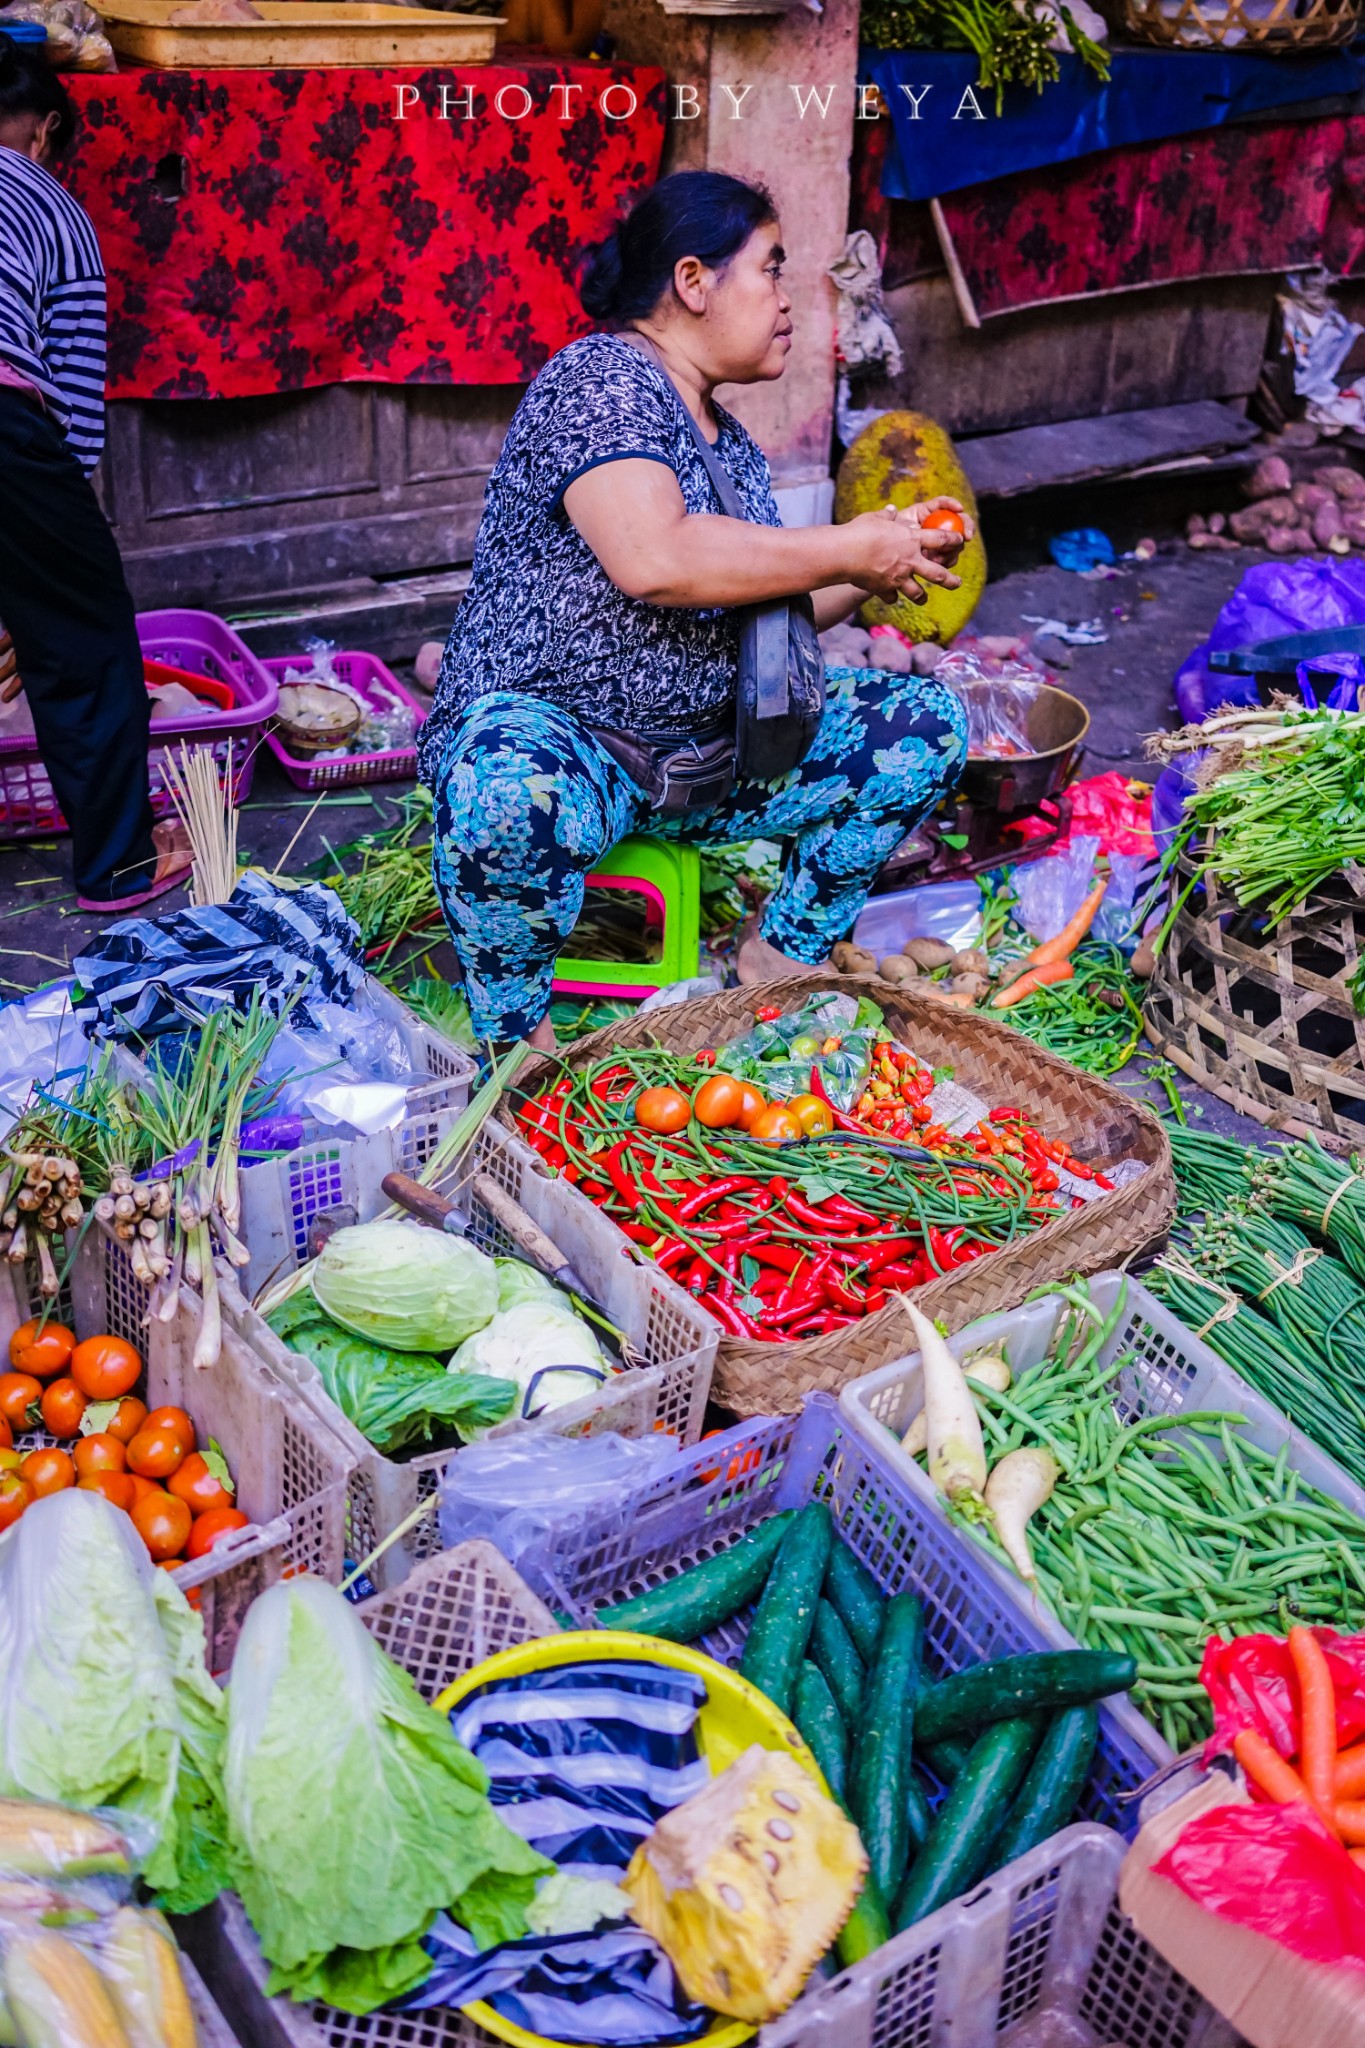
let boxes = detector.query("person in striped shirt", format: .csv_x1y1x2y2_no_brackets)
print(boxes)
0,40,190,910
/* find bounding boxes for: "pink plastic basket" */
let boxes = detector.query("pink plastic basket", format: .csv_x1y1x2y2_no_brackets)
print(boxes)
0,609,278,842
261,652,426,791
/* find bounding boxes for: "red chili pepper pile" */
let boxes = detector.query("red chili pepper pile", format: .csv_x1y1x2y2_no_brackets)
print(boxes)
513,1040,1108,1345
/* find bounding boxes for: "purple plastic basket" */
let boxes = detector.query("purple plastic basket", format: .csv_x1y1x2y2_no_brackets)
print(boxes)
261,652,426,791
0,608,278,842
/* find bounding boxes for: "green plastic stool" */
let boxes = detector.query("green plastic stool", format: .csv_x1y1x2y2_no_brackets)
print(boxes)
552,835,701,999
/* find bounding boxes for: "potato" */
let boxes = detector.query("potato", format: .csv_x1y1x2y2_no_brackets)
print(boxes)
1131,937,1156,980
832,941,876,975
1319,465,1365,504
1243,454,1292,501
877,955,918,985
1230,498,1295,543
1313,499,1345,548
1292,481,1333,516
949,972,990,998
951,947,990,976
903,937,957,970
1343,509,1365,547
1266,528,1303,555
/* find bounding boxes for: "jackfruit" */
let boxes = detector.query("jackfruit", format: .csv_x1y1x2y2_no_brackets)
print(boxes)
834,410,985,644
623,1746,865,2023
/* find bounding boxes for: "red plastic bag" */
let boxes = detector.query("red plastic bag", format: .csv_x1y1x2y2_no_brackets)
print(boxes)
1200,1628,1365,1769
1009,770,1156,858
1153,1800,1365,1974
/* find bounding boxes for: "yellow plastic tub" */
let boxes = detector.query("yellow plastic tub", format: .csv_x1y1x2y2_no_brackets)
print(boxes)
434,1629,831,2048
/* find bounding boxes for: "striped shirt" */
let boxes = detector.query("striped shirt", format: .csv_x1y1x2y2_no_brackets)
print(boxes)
0,146,106,473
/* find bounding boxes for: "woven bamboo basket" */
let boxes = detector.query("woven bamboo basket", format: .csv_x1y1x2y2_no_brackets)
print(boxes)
1123,0,1359,48
504,973,1175,1416
1144,849,1365,1150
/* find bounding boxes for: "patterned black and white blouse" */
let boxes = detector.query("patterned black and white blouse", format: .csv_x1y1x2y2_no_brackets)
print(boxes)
418,331,782,776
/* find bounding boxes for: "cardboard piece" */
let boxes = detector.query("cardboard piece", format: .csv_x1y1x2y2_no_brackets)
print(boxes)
1120,1775,1365,2048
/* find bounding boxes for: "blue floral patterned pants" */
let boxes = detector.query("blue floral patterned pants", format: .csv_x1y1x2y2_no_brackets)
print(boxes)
429,667,967,1040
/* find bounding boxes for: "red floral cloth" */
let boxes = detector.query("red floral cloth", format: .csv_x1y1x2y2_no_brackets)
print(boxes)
62,61,665,400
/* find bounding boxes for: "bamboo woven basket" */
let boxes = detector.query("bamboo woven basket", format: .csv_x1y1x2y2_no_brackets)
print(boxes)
1123,0,1359,48
1144,849,1365,1150
504,973,1175,1415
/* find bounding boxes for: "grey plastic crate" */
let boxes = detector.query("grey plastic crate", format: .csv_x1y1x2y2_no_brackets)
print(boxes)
762,1823,1241,2048
530,1393,1159,1834
234,1119,717,1590
839,1269,1365,1766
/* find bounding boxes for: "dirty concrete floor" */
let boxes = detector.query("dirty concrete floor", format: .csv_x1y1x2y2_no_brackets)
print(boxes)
0,542,1276,1148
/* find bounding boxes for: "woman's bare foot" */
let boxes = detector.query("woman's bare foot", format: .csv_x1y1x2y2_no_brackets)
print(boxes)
736,929,827,986
528,1014,557,1053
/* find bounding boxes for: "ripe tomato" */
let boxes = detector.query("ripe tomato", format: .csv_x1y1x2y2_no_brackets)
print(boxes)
39,1377,87,1440
634,1086,691,1135
106,1396,148,1446
0,1374,40,1431
8,1318,75,1379
167,1451,235,1518
921,506,966,536
126,1425,187,1480
693,1075,744,1130
69,1335,142,1402
131,1489,192,1562
0,1473,30,1531
142,1407,195,1457
748,1103,803,1145
78,1471,136,1512
0,1414,9,1452
786,1092,834,1138
127,1475,167,1506
735,1083,767,1132
73,1432,127,1479
185,1505,249,1560
20,1447,75,1498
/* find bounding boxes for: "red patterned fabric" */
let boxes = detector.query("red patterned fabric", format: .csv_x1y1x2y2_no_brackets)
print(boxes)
62,61,665,399
933,118,1345,320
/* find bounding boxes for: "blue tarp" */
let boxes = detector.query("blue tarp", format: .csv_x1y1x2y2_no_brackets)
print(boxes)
865,44,1365,201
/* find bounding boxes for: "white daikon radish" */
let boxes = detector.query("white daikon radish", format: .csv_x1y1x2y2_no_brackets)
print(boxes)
900,1349,1012,1456
984,1448,1059,1582
905,1300,988,1510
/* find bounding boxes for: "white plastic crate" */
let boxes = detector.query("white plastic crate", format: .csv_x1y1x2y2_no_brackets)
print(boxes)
839,1269,1365,1767
233,1119,718,1590
0,1243,352,1677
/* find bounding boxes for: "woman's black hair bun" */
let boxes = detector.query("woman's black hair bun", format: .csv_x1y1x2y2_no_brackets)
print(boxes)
579,225,626,323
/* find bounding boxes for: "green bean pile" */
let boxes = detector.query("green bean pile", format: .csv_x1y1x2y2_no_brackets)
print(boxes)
1166,1123,1257,1221
988,943,1145,1078
1147,1255,1365,1494
956,1279,1365,1751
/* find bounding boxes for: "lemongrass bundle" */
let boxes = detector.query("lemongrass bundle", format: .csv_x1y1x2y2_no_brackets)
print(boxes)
162,741,239,907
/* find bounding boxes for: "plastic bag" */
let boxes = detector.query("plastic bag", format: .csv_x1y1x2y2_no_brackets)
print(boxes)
1199,1627,1365,1764
0,0,114,66
1012,836,1100,945
853,878,982,956
1153,1798,1365,1974
1090,851,1152,948
0,982,92,1137
714,991,877,1111
1174,558,1365,725
934,650,1040,758
437,1432,679,1594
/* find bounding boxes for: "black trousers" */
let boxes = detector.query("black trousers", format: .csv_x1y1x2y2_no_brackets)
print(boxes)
0,389,155,901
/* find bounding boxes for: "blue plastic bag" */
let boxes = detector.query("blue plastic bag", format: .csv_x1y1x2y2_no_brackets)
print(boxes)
1174,559,1365,724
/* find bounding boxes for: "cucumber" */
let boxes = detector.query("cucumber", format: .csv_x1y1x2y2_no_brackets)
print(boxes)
739,1503,834,1713
905,1770,933,1852
836,1874,891,1968
594,1512,794,1640
893,1715,1043,1932
794,1661,849,1803
919,1734,972,1784
988,1705,1098,1873
811,1599,864,1728
851,1593,923,1908
914,1651,1137,1744
824,1542,884,1664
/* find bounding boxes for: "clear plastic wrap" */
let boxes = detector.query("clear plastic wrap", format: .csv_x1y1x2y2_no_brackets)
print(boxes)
934,651,1042,759
1012,836,1101,945
0,0,114,67
437,1432,679,1594
713,991,877,1111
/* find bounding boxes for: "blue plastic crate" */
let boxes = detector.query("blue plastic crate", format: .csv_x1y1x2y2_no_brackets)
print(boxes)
528,1392,1163,1835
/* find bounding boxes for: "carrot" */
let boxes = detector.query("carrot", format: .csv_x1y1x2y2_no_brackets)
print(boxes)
991,961,1075,1010
1334,1739,1365,1799
1350,1847,1365,1872
1233,1727,1316,1809
1290,1626,1337,1817
1335,1802,1365,1844
1028,877,1108,968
